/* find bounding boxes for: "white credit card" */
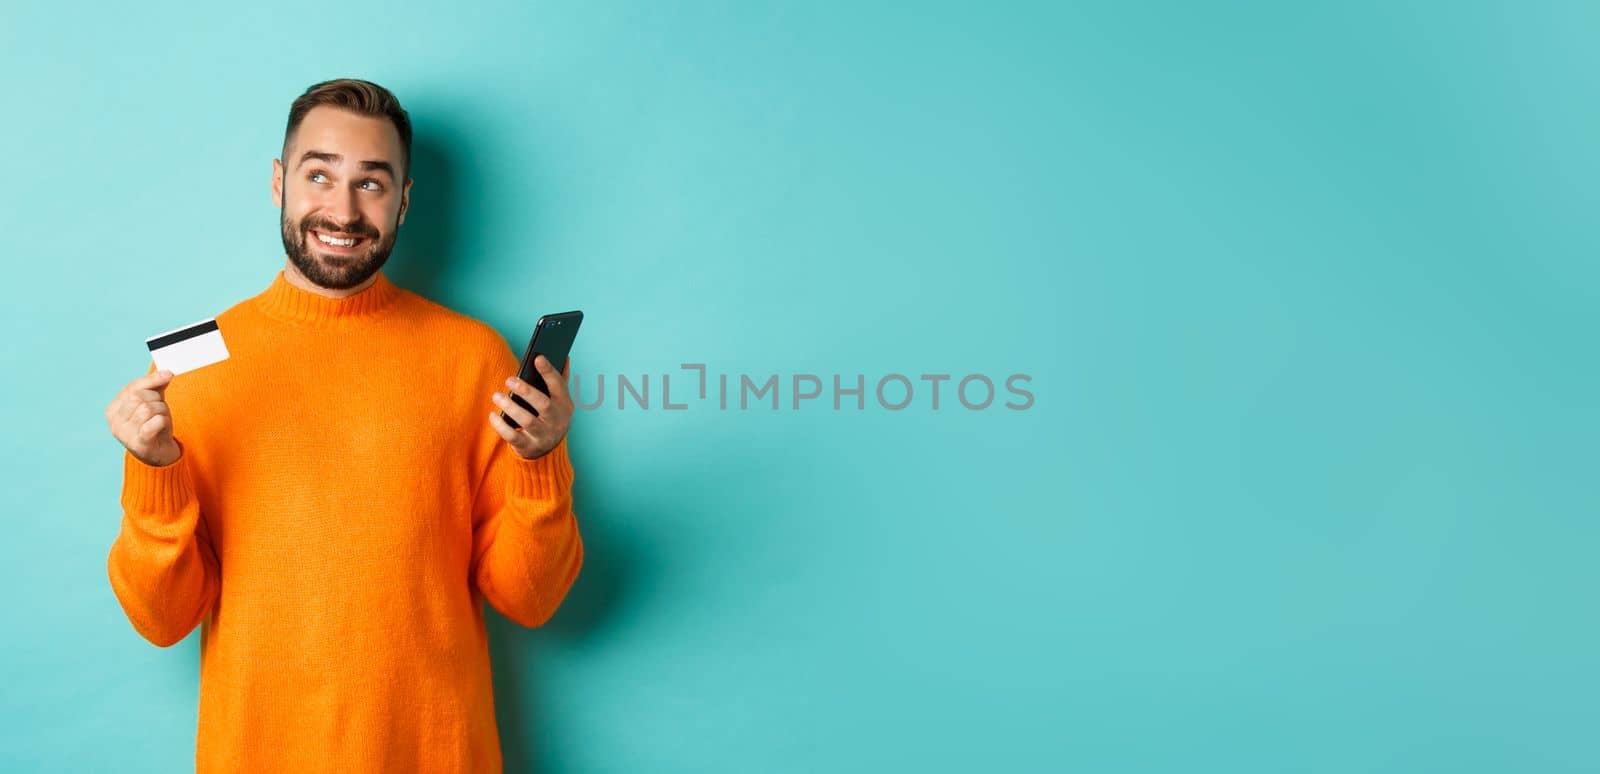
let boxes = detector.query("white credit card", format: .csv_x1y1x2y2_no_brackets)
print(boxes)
146,318,230,375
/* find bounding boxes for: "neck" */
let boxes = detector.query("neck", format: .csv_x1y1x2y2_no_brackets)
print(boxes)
282,258,379,298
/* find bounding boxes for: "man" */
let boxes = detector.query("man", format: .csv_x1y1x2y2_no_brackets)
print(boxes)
102,78,583,773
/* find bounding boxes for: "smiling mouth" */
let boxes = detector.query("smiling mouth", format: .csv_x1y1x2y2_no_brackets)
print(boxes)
310,229,370,253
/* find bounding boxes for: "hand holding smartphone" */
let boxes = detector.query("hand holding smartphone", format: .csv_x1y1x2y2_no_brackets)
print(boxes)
503,310,583,429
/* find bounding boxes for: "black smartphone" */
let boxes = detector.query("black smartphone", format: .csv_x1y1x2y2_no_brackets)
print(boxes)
503,310,583,429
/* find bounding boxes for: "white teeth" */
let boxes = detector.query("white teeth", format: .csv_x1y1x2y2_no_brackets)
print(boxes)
316,232,358,247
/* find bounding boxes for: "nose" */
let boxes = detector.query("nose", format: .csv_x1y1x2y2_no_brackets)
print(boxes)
323,189,362,231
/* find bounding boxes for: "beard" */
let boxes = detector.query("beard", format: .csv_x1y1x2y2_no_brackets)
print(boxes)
280,209,399,291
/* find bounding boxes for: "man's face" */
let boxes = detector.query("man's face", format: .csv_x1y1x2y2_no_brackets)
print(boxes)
272,106,411,290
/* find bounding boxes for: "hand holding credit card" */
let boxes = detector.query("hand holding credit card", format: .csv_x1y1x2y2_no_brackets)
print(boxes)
146,318,230,375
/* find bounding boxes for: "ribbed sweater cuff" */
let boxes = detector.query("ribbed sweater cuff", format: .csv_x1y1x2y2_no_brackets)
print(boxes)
507,446,575,501
121,445,197,517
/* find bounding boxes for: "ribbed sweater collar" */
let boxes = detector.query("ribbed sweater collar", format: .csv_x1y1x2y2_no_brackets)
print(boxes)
254,269,404,326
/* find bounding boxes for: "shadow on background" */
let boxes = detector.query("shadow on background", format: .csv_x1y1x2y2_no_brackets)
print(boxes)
487,451,645,773
386,130,462,300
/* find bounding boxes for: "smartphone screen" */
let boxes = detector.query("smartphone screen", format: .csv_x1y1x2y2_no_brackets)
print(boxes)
505,310,583,429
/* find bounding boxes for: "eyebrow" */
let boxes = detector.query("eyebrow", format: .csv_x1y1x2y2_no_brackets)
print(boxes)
296,150,396,179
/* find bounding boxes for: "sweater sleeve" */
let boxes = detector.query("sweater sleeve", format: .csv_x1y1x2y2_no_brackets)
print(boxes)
469,436,584,627
106,441,222,647
467,338,584,628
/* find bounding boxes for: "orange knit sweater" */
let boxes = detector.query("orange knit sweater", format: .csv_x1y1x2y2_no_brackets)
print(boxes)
107,269,583,773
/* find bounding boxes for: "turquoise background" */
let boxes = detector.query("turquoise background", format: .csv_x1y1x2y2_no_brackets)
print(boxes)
2,1,1596,771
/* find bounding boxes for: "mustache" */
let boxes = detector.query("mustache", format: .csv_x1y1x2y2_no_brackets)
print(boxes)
300,217,379,239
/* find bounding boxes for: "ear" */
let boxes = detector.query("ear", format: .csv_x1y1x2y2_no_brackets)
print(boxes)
271,157,284,209
398,177,413,226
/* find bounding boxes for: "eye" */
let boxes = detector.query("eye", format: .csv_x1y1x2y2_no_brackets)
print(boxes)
309,171,328,184
360,179,383,191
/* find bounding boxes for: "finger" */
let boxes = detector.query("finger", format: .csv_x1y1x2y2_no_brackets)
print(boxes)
133,370,176,392
123,402,157,435
131,388,167,405
504,378,554,415
533,355,570,402
491,391,537,429
504,375,539,400
493,390,536,428
126,399,170,431
137,413,168,443
487,410,534,454
525,385,554,415
487,410,518,442
116,391,146,424
115,393,169,427
118,376,172,415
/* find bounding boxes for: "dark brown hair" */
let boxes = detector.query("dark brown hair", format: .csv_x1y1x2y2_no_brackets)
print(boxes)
282,78,413,179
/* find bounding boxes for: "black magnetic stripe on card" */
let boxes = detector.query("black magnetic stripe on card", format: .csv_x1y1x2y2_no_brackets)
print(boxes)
147,319,220,351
